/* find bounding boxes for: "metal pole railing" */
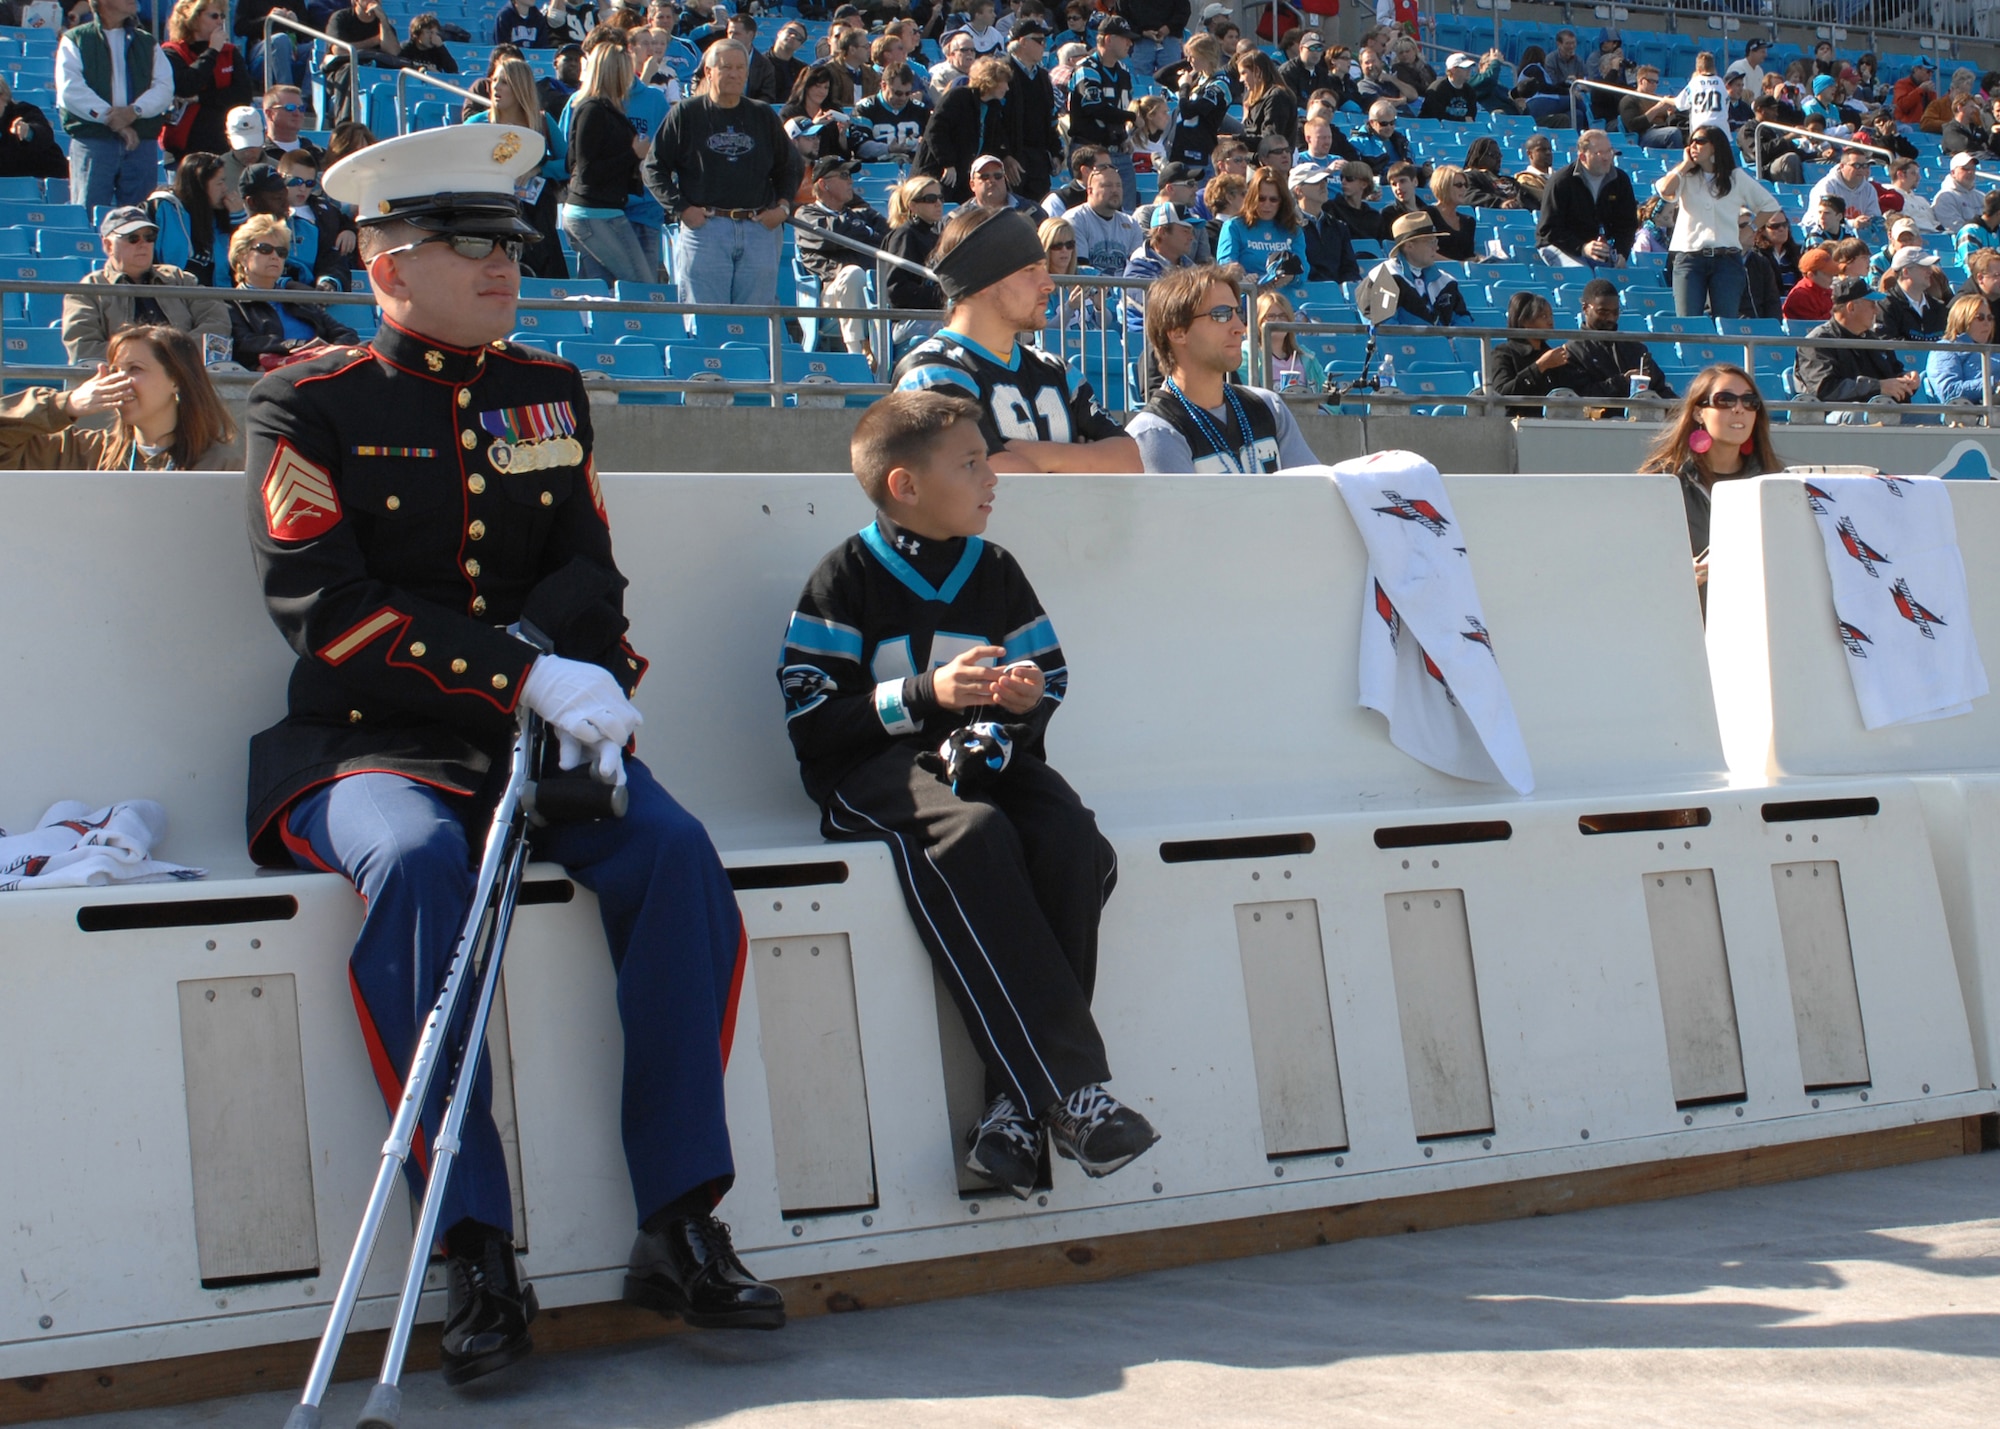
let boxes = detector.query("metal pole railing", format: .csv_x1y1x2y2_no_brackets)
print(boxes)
262,13,364,133
1750,120,1890,188
394,66,484,137
1259,316,2000,424
1567,76,1671,136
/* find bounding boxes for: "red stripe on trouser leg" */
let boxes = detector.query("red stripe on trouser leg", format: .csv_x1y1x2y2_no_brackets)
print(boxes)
280,808,336,873
348,967,431,1178
717,915,747,1068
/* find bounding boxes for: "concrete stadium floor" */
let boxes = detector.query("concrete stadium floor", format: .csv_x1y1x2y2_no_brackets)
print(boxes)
56,1152,2000,1429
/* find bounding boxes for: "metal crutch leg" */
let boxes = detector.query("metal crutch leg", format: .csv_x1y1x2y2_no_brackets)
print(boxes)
283,719,541,1429
353,793,535,1429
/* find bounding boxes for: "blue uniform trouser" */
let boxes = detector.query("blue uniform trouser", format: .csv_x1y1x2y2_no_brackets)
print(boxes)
282,756,747,1236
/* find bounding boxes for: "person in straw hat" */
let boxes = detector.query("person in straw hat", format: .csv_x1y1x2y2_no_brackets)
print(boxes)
1355,209,1471,327
240,121,786,1391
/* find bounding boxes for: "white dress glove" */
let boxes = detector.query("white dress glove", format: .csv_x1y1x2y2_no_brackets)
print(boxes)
521,654,643,785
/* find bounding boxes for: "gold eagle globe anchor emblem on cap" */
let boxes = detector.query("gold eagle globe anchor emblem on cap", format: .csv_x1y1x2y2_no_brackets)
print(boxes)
492,132,523,164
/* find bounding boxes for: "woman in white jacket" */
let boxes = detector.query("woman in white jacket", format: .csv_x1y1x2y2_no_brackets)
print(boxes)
1654,124,1782,319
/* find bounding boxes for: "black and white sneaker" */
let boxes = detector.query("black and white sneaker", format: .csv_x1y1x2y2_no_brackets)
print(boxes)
1044,1084,1158,1178
965,1092,1041,1200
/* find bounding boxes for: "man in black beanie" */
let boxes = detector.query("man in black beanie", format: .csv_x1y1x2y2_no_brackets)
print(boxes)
891,206,1141,472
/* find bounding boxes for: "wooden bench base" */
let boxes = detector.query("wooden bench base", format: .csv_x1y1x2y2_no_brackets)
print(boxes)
5,1115,1984,1426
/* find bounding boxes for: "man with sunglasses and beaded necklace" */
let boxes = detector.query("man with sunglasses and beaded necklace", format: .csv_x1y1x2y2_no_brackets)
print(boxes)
243,123,785,1395
1127,263,1318,473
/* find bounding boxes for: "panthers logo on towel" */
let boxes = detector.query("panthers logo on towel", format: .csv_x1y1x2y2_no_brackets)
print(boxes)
1836,518,1891,578
262,442,341,542
1372,490,1451,537
1891,579,1946,640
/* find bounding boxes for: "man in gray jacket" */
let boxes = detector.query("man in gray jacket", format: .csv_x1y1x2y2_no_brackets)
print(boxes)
62,206,232,364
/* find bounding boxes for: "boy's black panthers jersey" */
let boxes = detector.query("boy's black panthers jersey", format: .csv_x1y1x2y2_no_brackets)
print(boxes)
780,517,1067,805
855,94,929,153
892,331,1125,455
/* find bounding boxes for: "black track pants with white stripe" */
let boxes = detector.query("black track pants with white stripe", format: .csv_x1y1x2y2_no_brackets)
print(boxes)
823,744,1116,1119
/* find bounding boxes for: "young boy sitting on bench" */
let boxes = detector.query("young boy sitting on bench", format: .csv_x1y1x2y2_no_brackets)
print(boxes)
777,389,1159,1199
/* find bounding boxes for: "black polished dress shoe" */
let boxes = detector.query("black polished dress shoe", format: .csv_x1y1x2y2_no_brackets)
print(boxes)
624,1214,786,1330
439,1230,539,1387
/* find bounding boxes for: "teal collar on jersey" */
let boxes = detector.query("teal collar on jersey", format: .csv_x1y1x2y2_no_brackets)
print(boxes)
941,329,1022,371
861,519,984,604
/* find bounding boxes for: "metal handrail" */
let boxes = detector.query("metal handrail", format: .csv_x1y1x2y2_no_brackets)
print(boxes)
393,66,484,136
1257,317,1998,419
1567,76,1678,135
0,276,1164,410
1543,0,1999,62
261,13,362,133
1750,120,1888,186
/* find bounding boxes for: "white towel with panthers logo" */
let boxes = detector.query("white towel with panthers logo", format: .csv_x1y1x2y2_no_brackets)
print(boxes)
0,800,206,892
1804,473,1988,728
1329,452,1534,794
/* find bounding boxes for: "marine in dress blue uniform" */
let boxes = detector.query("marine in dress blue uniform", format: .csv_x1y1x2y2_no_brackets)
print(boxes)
242,123,782,1389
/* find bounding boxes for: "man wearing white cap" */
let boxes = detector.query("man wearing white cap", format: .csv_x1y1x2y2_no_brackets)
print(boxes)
1420,53,1479,123
220,104,265,207
1290,160,1358,283
243,122,785,1393
1878,247,1948,342
1933,151,1987,235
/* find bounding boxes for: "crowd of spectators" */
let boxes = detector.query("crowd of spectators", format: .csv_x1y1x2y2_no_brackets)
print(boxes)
0,0,1986,426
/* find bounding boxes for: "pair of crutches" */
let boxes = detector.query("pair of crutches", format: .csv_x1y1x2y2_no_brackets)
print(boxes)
285,706,625,1429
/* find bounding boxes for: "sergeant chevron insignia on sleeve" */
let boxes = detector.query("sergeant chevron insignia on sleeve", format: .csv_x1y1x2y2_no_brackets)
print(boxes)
262,441,342,542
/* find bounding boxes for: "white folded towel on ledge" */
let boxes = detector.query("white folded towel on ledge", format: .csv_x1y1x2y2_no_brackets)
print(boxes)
1329,452,1535,795
0,800,206,892
1804,474,1989,729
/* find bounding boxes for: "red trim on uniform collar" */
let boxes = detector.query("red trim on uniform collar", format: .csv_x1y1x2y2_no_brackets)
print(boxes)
371,315,493,386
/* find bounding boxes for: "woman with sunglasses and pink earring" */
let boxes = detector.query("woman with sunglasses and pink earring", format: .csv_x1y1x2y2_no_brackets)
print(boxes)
1640,363,1786,593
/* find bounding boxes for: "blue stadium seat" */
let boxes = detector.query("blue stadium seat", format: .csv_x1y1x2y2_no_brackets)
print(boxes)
0,201,85,229
36,228,98,258
0,256,91,284
1648,313,1718,337
557,340,659,379
784,348,874,408
0,228,30,257
1374,332,1460,366
589,308,683,341
1400,370,1476,403
519,276,611,302
23,288,65,327
613,279,675,306
1676,341,1734,367
1719,318,1786,337
3,326,72,368
689,311,775,345
510,308,589,337
0,176,43,201
669,344,771,406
